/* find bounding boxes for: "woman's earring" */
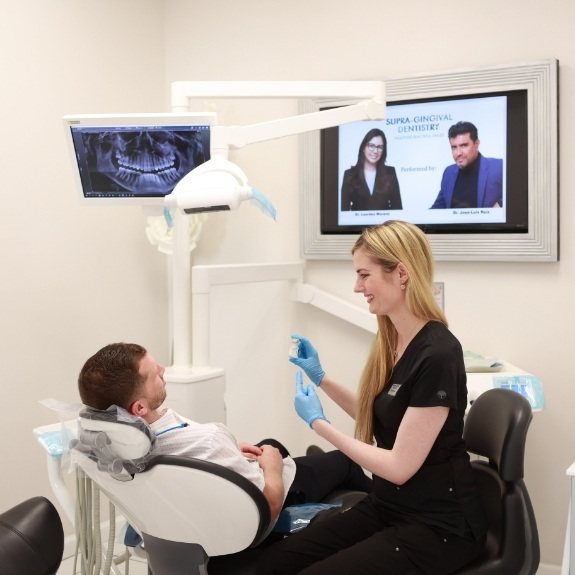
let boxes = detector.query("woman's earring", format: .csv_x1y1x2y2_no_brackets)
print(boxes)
400,283,406,290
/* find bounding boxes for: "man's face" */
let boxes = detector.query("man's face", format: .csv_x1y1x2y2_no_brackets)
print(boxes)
449,133,480,169
137,353,167,411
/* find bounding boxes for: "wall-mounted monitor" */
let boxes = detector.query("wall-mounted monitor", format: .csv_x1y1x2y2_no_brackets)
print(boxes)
63,112,216,206
300,60,558,261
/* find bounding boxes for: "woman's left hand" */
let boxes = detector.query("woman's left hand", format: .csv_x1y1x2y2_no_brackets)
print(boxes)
294,371,329,428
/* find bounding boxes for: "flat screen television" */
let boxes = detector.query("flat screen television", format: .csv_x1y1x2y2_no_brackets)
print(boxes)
300,60,558,262
63,112,216,206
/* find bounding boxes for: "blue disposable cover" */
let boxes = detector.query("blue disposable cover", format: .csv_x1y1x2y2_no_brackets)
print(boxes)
493,374,545,411
273,502,342,534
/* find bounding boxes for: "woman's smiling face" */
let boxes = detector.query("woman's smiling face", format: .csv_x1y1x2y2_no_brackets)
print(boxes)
353,246,403,316
363,135,384,166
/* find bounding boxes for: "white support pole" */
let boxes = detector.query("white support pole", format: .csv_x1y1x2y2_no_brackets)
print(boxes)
170,209,193,369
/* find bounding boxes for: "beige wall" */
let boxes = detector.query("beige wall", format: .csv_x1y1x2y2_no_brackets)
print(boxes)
0,0,169,529
1,0,572,569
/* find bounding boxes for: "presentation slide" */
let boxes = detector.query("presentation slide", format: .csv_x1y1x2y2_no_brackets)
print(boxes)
337,95,507,227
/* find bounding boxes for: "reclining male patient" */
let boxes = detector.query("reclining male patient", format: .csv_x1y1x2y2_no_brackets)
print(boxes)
77,343,371,524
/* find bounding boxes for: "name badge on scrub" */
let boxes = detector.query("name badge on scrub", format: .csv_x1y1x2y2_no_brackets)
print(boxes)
388,384,402,397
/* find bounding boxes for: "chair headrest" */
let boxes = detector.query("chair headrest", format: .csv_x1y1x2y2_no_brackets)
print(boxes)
463,388,533,482
72,405,156,480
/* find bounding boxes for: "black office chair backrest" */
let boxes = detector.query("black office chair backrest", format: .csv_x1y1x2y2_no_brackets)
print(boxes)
457,388,540,575
464,388,532,481
0,496,64,575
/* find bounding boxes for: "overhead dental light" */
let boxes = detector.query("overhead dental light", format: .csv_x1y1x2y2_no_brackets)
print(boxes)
165,157,252,214
164,155,276,221
164,155,277,221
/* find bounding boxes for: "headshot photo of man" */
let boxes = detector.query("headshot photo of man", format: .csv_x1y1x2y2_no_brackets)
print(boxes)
430,121,503,209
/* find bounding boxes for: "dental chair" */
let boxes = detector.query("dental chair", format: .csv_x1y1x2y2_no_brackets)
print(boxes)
76,454,272,574
71,407,274,575
68,407,364,575
455,387,540,575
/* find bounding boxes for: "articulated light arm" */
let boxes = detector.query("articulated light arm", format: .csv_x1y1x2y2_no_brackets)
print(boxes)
212,99,385,154
171,80,385,157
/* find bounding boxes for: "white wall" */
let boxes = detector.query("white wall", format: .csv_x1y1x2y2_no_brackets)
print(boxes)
0,0,169,529
1,0,573,570
163,0,575,567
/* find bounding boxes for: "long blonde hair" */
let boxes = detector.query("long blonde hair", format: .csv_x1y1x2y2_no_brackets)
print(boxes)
352,221,447,443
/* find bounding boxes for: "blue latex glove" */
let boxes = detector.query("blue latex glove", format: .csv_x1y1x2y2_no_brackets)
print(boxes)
289,333,325,386
294,371,329,428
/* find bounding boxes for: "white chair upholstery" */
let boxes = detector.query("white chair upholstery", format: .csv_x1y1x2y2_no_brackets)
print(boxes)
73,415,271,575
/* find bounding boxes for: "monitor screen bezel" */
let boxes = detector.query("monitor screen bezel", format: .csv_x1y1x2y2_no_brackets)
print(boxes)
299,60,558,262
63,112,216,207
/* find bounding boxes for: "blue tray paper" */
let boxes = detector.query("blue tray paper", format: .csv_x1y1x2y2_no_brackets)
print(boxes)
36,429,75,457
493,374,544,411
273,502,342,534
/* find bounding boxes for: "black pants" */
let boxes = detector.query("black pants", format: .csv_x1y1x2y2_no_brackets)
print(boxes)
254,493,485,575
256,440,372,508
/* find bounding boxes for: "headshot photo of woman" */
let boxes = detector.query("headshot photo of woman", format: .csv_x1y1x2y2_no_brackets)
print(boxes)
341,128,402,211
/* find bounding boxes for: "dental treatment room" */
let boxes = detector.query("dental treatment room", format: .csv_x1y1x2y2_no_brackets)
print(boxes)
1,1,574,574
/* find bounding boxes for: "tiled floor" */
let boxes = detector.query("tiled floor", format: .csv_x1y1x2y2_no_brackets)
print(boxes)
57,552,149,574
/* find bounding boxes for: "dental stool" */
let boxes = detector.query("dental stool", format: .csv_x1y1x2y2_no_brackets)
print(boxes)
455,388,539,574
0,496,64,575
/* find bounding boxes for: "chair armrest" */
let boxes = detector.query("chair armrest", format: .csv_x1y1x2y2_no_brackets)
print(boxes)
147,455,272,546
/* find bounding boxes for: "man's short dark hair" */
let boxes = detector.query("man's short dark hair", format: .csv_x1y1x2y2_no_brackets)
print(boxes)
78,343,147,410
448,121,478,142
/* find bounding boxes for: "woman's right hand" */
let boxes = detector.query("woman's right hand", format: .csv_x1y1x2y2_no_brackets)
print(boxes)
289,333,325,386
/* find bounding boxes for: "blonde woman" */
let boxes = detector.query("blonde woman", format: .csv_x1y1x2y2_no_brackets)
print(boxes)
257,221,486,575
